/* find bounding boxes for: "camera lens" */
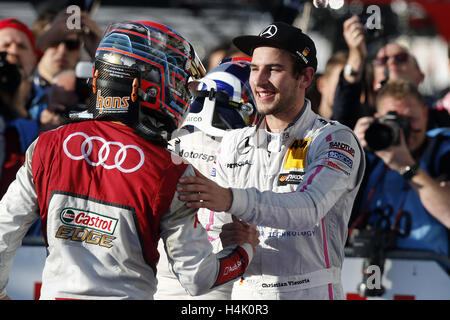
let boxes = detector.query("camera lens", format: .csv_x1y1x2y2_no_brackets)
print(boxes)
365,122,394,151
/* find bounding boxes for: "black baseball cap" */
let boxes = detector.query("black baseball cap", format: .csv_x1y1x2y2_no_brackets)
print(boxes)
233,22,317,71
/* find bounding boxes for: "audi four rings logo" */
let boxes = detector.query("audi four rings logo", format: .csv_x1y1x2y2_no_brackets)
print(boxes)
259,25,277,38
63,132,145,173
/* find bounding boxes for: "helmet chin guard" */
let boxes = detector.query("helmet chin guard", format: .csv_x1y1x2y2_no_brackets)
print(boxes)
184,57,258,137
185,78,229,137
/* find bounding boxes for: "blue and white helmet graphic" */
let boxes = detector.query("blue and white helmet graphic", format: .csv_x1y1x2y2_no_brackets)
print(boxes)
185,57,258,137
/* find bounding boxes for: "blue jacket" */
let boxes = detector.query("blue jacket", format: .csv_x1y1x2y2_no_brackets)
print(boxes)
354,128,450,256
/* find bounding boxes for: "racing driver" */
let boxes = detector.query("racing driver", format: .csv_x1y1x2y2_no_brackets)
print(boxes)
178,22,366,300
0,21,258,300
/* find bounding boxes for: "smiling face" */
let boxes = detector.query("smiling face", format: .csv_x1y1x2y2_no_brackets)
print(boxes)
249,46,312,128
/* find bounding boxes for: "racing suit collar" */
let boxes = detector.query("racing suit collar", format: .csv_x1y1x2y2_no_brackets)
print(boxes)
249,99,312,152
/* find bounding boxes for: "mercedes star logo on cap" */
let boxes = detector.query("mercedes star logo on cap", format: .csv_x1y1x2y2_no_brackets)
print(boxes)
259,24,277,38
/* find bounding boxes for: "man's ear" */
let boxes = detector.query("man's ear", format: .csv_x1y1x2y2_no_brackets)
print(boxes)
300,67,315,89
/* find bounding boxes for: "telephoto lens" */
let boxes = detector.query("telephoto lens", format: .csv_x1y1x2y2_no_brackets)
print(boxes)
365,111,410,151
365,121,394,151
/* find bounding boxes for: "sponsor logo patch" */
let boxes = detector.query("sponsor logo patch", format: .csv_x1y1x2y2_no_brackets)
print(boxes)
325,160,350,176
178,149,216,163
283,138,310,170
226,159,253,168
60,208,118,235
277,171,305,186
96,89,129,114
328,150,353,168
329,141,355,157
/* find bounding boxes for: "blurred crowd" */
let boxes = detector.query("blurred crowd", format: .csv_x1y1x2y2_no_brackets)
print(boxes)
0,1,449,286
0,3,101,199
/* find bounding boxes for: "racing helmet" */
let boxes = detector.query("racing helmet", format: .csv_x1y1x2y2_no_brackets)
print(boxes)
89,20,205,143
185,57,258,137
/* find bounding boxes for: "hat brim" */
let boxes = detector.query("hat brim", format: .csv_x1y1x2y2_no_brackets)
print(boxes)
233,35,285,56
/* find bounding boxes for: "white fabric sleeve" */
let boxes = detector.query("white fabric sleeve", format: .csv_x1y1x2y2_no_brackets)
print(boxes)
228,128,364,231
159,164,253,296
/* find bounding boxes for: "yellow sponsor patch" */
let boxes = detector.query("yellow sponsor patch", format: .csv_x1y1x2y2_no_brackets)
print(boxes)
283,138,310,170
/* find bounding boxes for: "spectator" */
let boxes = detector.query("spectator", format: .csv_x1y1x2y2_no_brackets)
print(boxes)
20,69,89,238
205,40,248,71
315,50,347,118
350,79,450,258
0,20,258,300
40,69,88,132
177,22,366,300
332,15,450,130
0,18,40,197
434,41,450,116
155,57,258,300
29,8,102,122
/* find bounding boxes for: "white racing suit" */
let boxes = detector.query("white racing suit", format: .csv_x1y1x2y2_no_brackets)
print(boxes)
213,102,365,299
155,128,233,299
0,120,253,299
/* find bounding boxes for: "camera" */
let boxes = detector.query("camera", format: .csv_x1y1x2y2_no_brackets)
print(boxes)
0,52,21,94
365,111,410,151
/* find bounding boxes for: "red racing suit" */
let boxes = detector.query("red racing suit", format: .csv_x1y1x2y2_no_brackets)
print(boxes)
0,120,253,299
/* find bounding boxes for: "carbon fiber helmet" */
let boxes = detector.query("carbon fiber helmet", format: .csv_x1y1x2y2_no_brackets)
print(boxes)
89,20,205,144
185,57,258,137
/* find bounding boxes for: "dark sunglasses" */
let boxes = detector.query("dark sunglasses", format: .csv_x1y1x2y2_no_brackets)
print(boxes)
51,39,81,51
374,52,409,66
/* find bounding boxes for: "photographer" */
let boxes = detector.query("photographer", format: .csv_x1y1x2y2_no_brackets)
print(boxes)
39,69,90,132
351,79,450,258
0,18,40,196
29,4,102,122
332,15,450,130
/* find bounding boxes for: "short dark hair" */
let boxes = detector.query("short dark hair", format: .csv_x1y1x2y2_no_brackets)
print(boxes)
376,79,425,111
290,53,305,78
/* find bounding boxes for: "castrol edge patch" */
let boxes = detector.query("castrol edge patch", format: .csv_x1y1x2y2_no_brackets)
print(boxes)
60,208,118,235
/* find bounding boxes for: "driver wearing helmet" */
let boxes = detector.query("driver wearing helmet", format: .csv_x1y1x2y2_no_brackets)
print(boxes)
0,21,259,300
155,57,259,300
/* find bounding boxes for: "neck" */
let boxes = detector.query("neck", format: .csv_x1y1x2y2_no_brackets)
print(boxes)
264,116,290,133
264,100,306,132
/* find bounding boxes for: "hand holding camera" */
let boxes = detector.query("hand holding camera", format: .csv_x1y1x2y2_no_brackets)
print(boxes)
0,51,30,119
354,111,416,173
36,9,102,59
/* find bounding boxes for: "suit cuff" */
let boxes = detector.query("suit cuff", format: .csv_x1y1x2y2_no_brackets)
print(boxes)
240,243,254,265
229,188,249,218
